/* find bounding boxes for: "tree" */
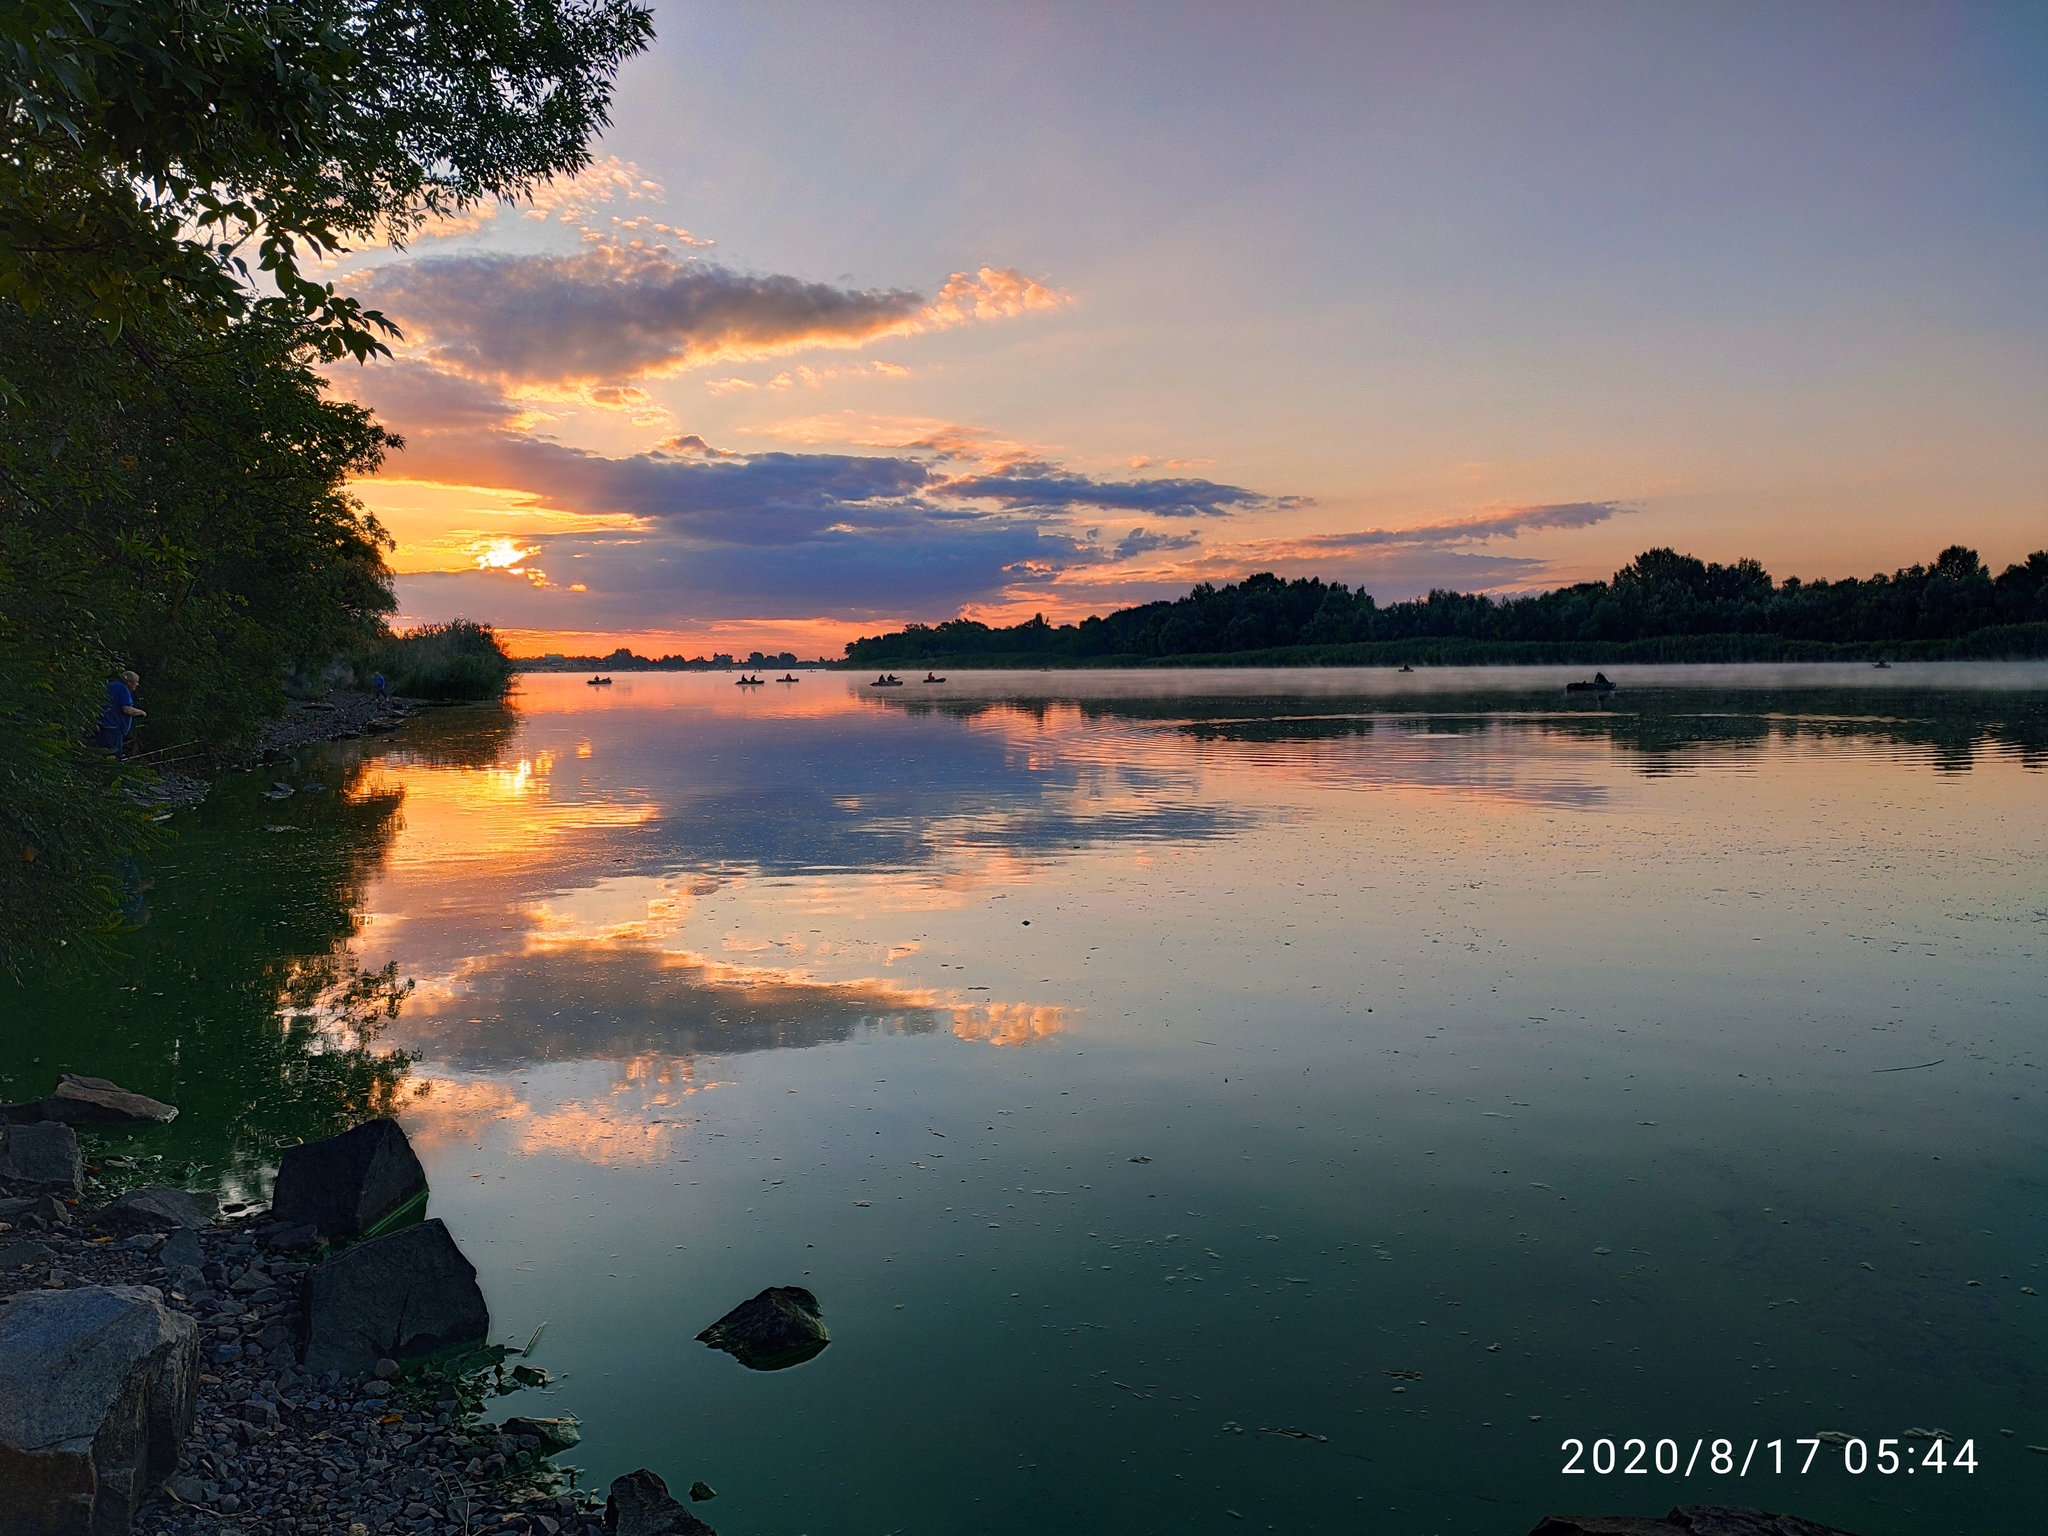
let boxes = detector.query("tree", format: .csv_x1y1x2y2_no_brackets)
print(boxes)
2,0,655,356
2,0,655,971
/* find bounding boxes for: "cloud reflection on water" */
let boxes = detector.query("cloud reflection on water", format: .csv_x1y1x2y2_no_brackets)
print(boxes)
350,668,2044,1171
393,941,1061,1072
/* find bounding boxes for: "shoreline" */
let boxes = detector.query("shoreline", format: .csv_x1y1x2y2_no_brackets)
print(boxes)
834,623,2048,672
128,692,427,814
0,1096,719,1535
505,633,2048,676
0,1189,607,1535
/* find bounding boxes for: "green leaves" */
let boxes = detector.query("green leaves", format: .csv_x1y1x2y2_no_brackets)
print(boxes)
3,0,654,346
3,0,651,964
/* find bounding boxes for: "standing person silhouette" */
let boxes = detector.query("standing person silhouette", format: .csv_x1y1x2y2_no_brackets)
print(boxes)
94,669,146,760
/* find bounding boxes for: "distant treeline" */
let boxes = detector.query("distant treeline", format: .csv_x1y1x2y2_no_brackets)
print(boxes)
844,546,2048,667
517,649,821,672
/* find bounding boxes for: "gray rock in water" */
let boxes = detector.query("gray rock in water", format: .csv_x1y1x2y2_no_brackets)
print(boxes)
500,1415,581,1453
42,1075,179,1127
1530,1509,1862,1536
90,1187,218,1235
270,1117,427,1240
302,1218,489,1377
0,1121,82,1194
695,1285,829,1371
605,1469,716,1535
0,1284,199,1535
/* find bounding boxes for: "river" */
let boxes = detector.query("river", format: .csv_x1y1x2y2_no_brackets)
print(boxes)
9,664,2046,1534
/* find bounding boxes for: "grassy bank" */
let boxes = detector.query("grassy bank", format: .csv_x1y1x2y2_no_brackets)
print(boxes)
832,622,2048,671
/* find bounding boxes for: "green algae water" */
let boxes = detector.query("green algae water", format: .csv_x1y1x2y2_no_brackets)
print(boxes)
7,664,2046,1535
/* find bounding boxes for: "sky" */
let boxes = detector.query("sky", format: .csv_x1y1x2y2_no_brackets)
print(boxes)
331,1,2048,658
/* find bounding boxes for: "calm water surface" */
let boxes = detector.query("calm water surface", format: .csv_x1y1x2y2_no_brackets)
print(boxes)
10,666,2047,1535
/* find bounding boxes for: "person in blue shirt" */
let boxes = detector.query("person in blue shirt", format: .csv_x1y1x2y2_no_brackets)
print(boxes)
372,671,387,699
94,670,146,760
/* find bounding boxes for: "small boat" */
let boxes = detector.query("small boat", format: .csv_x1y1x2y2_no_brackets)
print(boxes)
922,673,947,683
1565,671,1617,694
736,675,764,686
1872,660,1892,670
1397,664,1414,673
869,673,904,687
586,676,612,685
776,674,800,683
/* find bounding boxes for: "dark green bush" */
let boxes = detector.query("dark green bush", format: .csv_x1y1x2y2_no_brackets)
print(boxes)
365,621,514,702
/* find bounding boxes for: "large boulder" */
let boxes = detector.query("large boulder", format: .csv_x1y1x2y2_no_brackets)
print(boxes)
0,1284,199,1536
695,1286,829,1371
269,1118,427,1240
0,1122,82,1195
302,1219,489,1377
88,1187,217,1236
605,1470,716,1536
1530,1510,1861,1536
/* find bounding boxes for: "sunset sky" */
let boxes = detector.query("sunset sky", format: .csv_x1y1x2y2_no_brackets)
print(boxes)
332,2,2048,658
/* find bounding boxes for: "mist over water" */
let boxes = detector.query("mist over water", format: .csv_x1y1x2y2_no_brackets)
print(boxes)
13,665,2045,1534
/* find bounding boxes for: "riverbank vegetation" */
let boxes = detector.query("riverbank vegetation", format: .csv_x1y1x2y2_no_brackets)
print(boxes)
1,0,653,972
363,621,516,702
844,546,2048,668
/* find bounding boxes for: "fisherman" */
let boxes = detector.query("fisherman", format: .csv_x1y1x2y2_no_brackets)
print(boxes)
94,669,146,760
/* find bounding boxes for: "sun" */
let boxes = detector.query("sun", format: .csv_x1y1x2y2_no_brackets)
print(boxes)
473,537,537,571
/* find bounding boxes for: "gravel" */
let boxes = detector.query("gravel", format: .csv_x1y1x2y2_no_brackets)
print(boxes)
253,693,421,757
0,1192,606,1536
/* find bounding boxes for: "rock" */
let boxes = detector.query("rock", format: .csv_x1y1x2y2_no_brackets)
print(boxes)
159,1228,202,1270
500,1415,581,1453
0,1239,55,1270
229,1263,273,1294
1530,1509,1863,1536
604,1469,716,1536
687,1481,715,1501
29,1194,71,1228
269,1118,428,1240
302,1218,489,1377
0,1284,199,1535
695,1285,830,1371
43,1075,179,1127
90,1186,218,1234
0,1196,34,1223
259,1221,321,1253
0,1121,82,1193
372,1357,400,1380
